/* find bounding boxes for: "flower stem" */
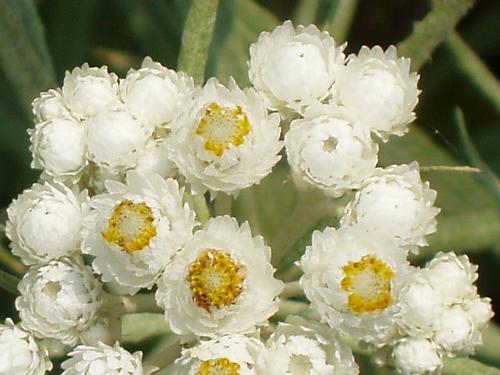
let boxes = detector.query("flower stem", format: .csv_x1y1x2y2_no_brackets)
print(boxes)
281,281,304,299
103,293,162,315
420,165,481,173
0,269,19,296
323,0,359,43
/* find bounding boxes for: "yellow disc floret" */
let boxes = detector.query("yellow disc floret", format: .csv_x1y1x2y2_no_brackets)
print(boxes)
195,102,251,156
197,358,241,375
102,199,157,253
187,249,245,312
341,255,395,314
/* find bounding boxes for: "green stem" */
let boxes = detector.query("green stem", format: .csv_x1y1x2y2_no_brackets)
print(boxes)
446,32,500,115
214,193,232,217
397,0,475,71
323,0,358,43
0,245,26,275
443,357,500,375
0,269,20,295
177,0,219,84
293,0,320,25
281,281,304,299
186,194,211,225
103,293,162,315
420,165,481,173
274,299,318,322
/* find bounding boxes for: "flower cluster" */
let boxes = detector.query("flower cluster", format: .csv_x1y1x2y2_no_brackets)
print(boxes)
0,19,493,375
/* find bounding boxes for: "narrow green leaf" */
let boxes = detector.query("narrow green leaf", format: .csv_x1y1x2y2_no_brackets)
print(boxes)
177,0,219,84
323,0,358,43
0,0,56,115
397,0,475,71
293,0,320,26
0,269,20,296
443,357,500,375
475,323,500,368
121,313,170,344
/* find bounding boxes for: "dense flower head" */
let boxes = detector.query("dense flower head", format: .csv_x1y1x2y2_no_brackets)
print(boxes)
285,104,378,197
249,20,345,115
392,338,442,375
6,182,88,265
15,257,103,346
156,215,283,337
333,45,419,141
82,171,195,294
0,318,52,375
61,342,154,375
167,77,282,196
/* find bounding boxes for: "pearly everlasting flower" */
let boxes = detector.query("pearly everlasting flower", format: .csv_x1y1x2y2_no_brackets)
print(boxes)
16,257,103,346
300,225,410,346
85,107,152,171
394,269,445,338
258,315,358,375
62,63,120,119
156,215,283,337
167,77,282,196
393,338,442,375
341,162,439,252
424,252,478,306
6,182,88,265
61,342,154,375
82,171,195,294
249,20,345,115
433,305,477,356
170,335,265,374
32,89,72,122
120,57,194,130
29,117,87,180
333,45,419,141
134,139,177,179
0,319,52,375
285,105,378,197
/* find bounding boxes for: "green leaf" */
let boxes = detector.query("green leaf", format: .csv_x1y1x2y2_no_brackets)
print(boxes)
0,269,20,296
475,323,500,368
443,358,500,375
379,126,500,256
293,0,320,26
207,0,279,86
397,0,475,70
322,0,358,43
0,0,56,115
121,313,170,343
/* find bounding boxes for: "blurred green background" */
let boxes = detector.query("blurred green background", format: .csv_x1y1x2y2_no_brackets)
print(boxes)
0,0,498,372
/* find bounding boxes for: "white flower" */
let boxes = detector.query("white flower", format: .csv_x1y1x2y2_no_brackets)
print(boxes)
333,45,419,141
424,252,478,305
134,139,177,179
62,63,120,119
6,182,88,265
433,305,476,356
32,89,72,122
285,105,378,197
392,338,442,375
29,118,87,180
299,225,410,346
167,77,282,196
170,335,265,375
15,257,103,346
85,107,152,171
394,269,445,338
120,57,194,130
341,162,439,251
258,316,359,375
155,215,283,337
61,342,154,375
82,171,195,294
0,319,52,375
249,20,345,115
464,297,494,328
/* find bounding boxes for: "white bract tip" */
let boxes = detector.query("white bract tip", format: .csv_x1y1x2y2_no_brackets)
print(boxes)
32,89,72,122
334,45,419,141
249,20,345,115
393,338,442,375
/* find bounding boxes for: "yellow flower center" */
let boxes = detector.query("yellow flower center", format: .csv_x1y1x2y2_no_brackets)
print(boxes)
197,358,240,375
102,199,157,253
187,249,245,312
341,255,395,314
195,102,251,156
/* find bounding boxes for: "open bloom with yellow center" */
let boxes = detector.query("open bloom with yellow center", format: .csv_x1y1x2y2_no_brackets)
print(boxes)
167,77,282,196
332,45,419,141
300,225,410,346
15,257,103,346
82,171,195,295
0,318,53,375
248,20,345,116
155,216,283,337
120,57,194,131
341,162,440,252
6,182,88,265
258,316,359,375
169,335,265,375
285,104,378,197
